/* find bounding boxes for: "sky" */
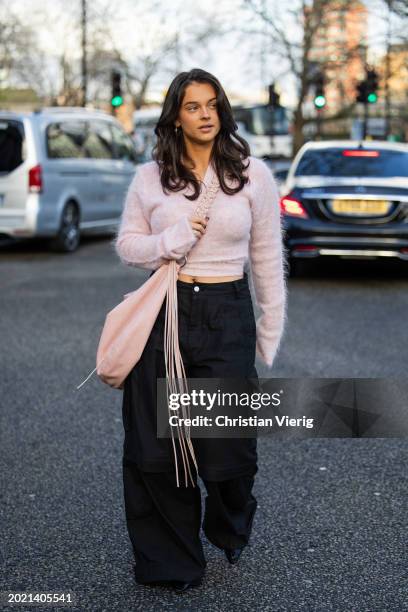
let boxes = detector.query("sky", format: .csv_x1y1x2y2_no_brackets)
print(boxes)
8,0,402,108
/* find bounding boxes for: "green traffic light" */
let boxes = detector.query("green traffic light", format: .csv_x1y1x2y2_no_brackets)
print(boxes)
111,95,123,107
367,93,377,104
314,95,326,108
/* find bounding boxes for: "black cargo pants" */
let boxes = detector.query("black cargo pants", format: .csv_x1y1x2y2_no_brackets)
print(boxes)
122,273,259,584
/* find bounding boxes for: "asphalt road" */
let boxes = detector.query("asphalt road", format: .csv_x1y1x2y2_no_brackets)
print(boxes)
1,236,407,611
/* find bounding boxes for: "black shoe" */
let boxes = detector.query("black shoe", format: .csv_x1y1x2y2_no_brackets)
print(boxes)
224,547,245,565
172,577,203,594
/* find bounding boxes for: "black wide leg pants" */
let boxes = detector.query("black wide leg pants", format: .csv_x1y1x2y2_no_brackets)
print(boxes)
121,273,259,584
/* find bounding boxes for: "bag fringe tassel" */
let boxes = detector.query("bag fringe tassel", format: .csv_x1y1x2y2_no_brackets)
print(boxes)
164,260,198,488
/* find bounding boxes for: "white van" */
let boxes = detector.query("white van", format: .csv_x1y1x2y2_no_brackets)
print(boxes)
0,107,137,252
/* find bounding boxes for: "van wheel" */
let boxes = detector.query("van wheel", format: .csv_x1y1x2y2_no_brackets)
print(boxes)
50,202,80,253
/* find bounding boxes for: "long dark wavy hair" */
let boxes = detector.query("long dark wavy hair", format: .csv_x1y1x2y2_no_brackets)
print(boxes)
151,68,251,201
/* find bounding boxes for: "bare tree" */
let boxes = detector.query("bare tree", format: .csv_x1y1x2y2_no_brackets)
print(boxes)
242,0,368,154
106,2,231,109
0,4,44,93
33,0,229,109
389,0,408,17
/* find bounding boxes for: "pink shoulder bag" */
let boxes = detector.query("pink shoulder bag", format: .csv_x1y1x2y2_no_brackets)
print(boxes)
77,172,220,488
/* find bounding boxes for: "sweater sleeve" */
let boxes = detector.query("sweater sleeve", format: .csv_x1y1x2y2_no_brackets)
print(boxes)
114,165,198,270
248,159,288,368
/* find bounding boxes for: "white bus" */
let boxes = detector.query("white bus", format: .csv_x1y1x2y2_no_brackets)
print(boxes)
232,104,293,159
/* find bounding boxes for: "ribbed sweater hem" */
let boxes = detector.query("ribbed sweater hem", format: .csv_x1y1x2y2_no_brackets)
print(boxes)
181,262,245,276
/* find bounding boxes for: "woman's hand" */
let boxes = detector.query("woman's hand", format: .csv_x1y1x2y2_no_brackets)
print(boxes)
189,216,209,239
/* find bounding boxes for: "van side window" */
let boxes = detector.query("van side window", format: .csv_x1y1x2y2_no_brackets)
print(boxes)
111,125,137,163
83,121,115,159
46,122,86,158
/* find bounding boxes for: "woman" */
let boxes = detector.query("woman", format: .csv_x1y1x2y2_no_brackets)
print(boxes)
114,68,287,594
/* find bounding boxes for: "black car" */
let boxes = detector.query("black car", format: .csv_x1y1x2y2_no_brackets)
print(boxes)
280,140,408,275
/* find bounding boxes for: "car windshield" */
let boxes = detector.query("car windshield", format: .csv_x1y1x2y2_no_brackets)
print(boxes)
295,148,408,178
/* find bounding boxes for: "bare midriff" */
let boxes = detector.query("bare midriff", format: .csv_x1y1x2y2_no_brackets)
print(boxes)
178,273,243,284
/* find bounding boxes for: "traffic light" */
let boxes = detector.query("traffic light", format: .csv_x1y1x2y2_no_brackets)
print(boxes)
366,69,379,104
268,83,280,108
356,69,379,104
313,73,326,109
111,70,123,108
356,80,368,103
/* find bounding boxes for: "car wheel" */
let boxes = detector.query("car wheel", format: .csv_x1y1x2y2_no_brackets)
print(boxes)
50,202,80,253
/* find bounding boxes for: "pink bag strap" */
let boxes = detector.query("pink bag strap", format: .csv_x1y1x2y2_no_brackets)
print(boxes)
164,172,221,487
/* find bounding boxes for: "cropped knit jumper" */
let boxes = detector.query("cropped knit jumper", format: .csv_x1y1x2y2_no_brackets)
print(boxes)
114,155,287,368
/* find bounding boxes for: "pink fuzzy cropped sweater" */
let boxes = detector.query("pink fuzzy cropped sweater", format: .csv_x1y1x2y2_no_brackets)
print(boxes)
114,156,287,368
